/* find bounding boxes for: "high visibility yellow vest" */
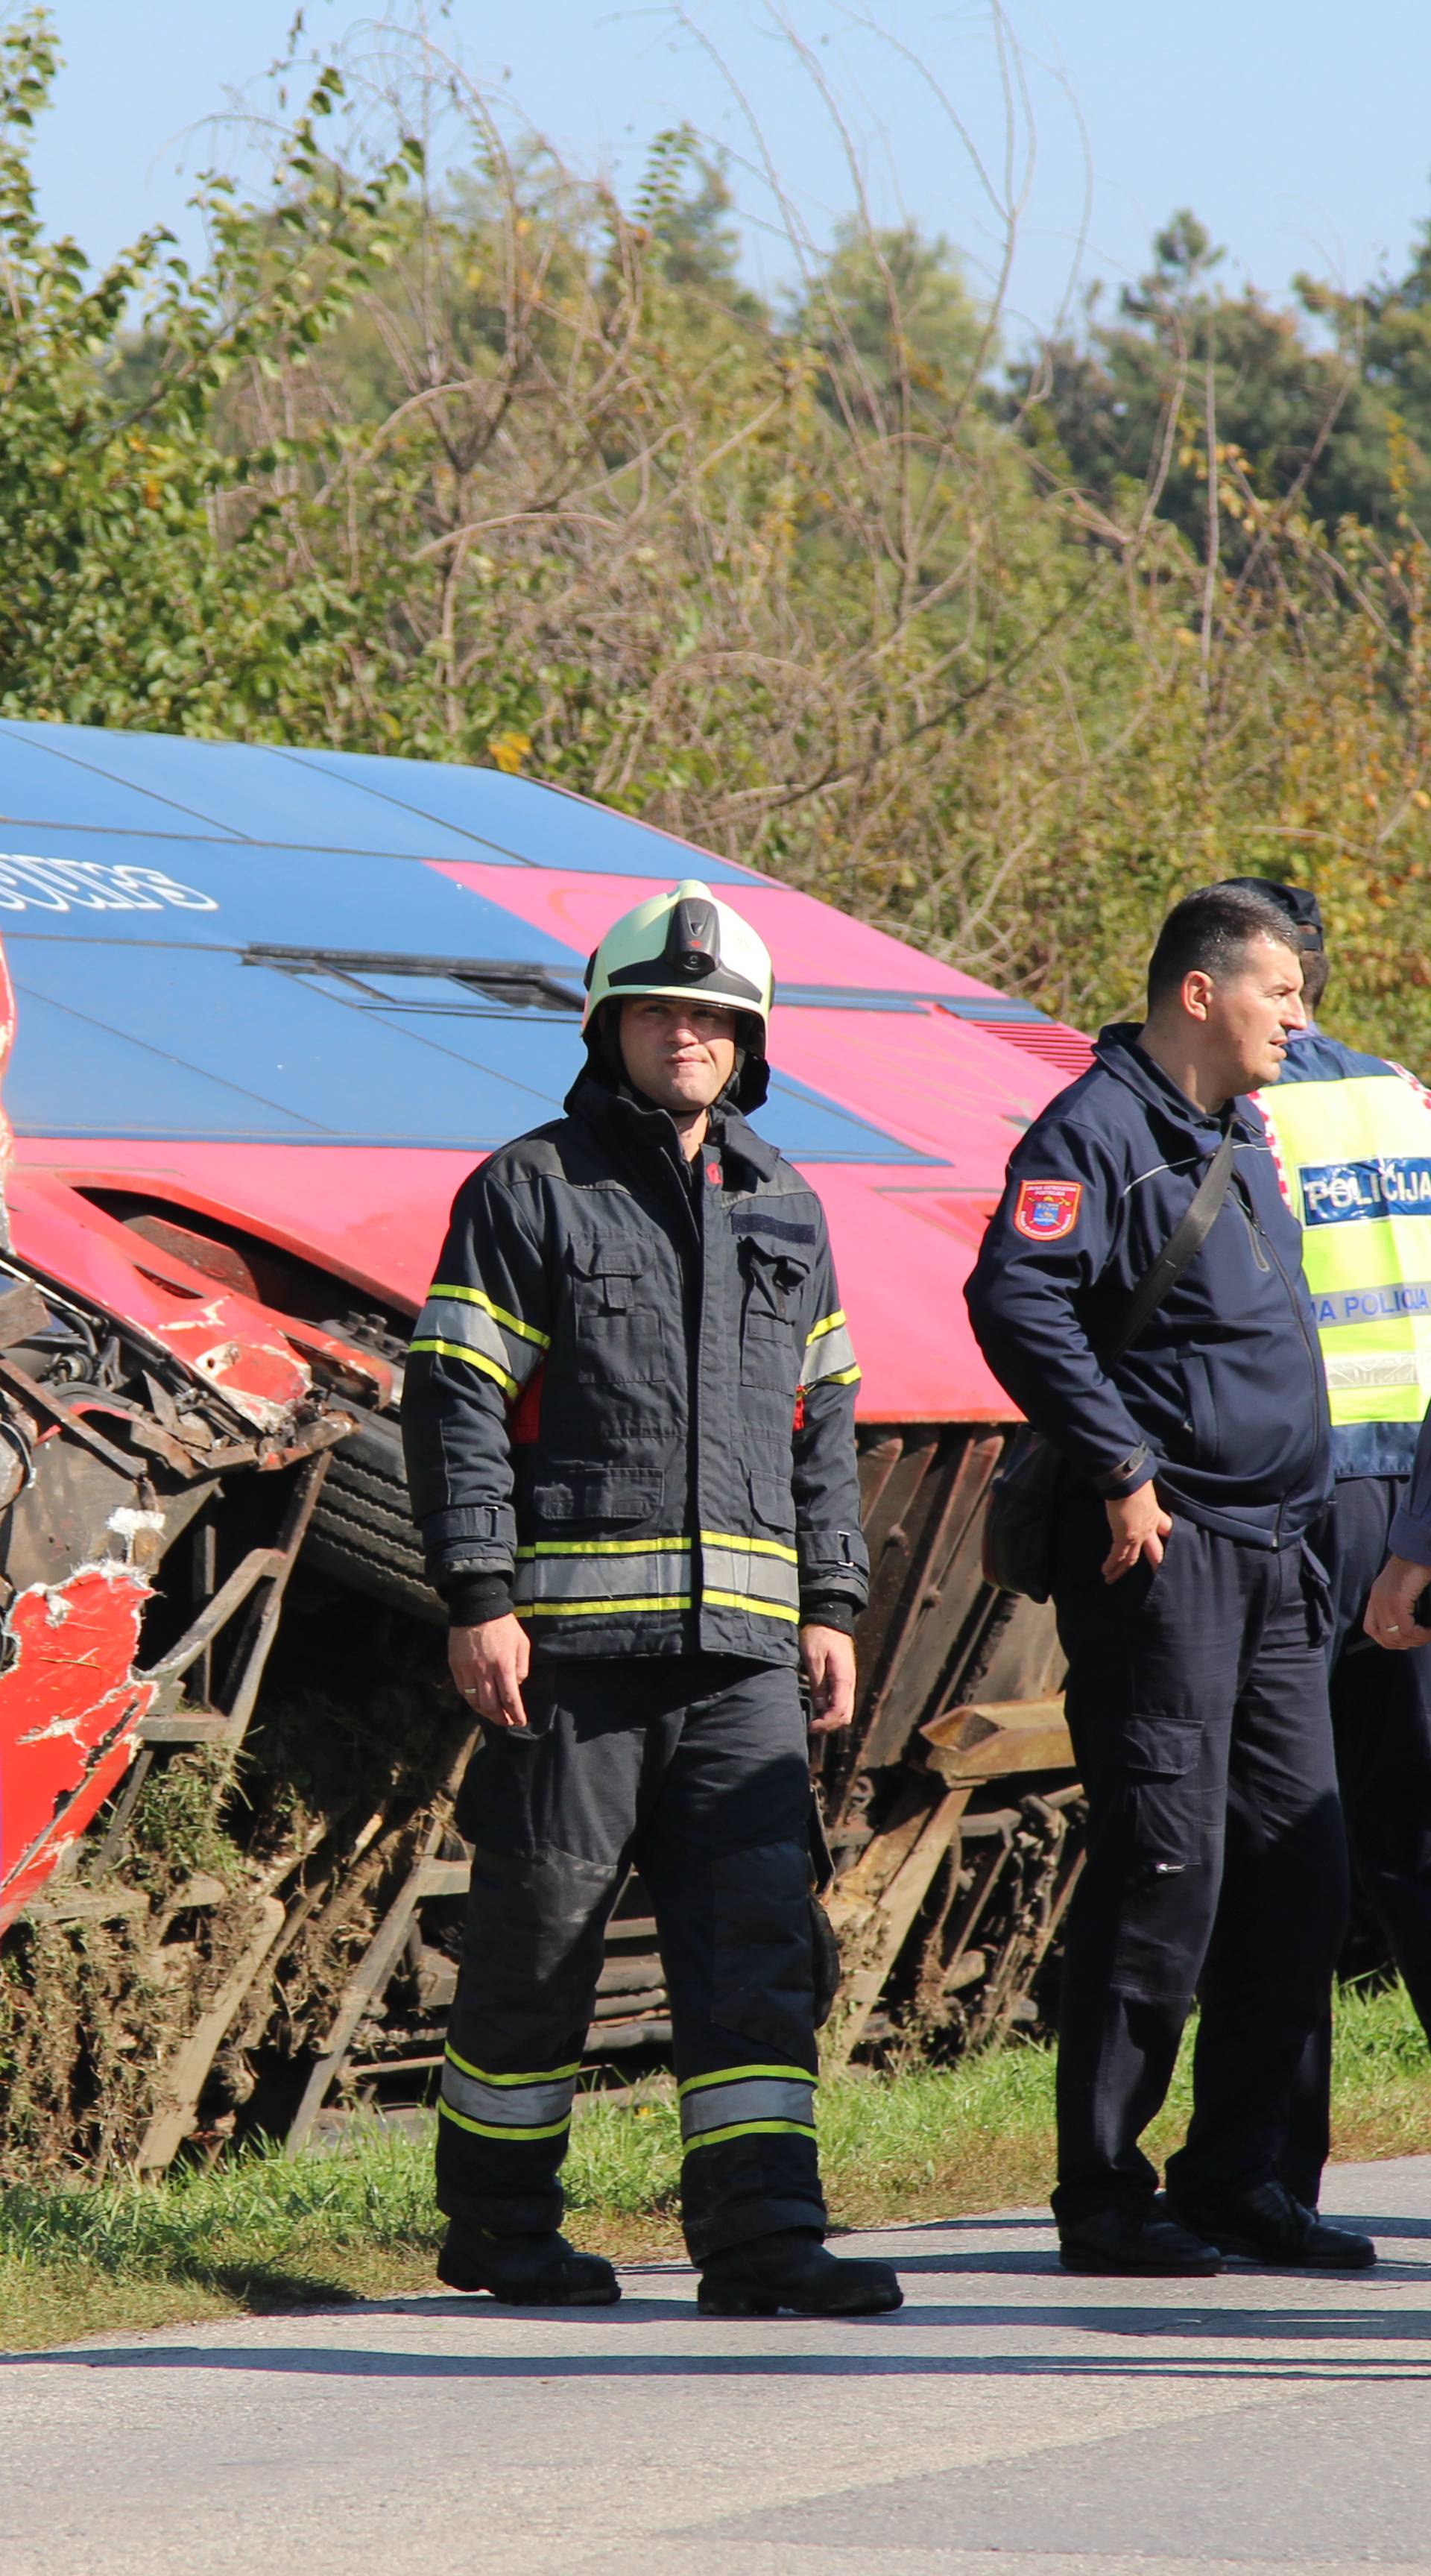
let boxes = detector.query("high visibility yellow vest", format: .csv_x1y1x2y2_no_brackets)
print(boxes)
1254,1032,1431,1476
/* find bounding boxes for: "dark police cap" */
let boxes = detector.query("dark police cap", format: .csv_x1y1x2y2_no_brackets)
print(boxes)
1217,876,1324,951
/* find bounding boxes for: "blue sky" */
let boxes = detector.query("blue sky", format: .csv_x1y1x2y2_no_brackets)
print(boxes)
25,1,1431,345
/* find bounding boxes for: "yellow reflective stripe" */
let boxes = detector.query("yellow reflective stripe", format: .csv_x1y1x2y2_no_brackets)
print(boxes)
682,2120,818,2152
700,1529,799,1566
441,2054,577,2129
429,1284,550,1349
408,1337,518,1399
804,1310,847,1345
680,2072,815,2141
677,2062,812,2096
800,1316,860,1389
522,1594,693,1617
414,1295,544,1392
438,2100,572,2142
445,2049,581,2086
516,1538,691,1559
701,1587,800,1623
1329,1385,1427,1425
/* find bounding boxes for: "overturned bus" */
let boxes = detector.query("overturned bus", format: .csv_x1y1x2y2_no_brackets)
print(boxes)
0,723,1091,2172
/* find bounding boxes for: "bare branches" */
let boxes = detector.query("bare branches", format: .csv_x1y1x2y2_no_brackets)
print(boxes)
0,3,1421,1057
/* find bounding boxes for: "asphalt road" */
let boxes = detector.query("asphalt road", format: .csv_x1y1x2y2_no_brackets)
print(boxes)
4,2156,1431,2576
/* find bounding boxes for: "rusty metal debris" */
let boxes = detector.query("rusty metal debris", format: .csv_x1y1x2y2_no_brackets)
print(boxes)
1,1379,1084,2174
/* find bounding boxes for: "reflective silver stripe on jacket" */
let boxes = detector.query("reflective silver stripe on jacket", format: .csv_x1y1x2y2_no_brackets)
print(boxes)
411,1285,549,1401
698,1533,800,1623
514,1538,693,1617
439,2049,578,2141
800,1309,860,1389
677,2064,817,2152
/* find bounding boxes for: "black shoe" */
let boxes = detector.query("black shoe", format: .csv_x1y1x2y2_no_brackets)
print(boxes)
1059,2202,1223,2276
437,2225,620,2305
698,2228,903,2318
1168,2179,1375,2270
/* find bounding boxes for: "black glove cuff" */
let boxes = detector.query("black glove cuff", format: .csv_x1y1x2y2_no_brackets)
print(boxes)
799,1594,859,1635
443,1573,514,1628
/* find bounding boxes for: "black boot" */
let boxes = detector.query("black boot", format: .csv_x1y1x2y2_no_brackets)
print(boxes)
1168,2178,1375,2270
697,2227,903,2318
1059,2200,1223,2276
437,2224,620,2305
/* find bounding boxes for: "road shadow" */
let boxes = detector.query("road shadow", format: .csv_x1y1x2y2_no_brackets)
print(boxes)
10,2294,1431,2382
9,2338,1430,2386
204,2267,358,2312
884,2248,1060,2274
1329,2212,1431,2239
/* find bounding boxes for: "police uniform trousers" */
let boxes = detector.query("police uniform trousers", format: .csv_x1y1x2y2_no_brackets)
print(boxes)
436,1654,825,2264
1280,1474,1431,2203
1050,1493,1349,2225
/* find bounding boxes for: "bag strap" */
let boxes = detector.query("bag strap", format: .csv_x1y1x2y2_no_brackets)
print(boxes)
1103,1128,1237,1365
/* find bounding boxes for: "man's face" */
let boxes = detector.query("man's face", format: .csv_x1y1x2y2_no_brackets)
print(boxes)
1197,935,1307,1091
619,995,739,1114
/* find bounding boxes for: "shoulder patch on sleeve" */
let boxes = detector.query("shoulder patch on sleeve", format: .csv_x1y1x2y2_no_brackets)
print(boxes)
1013,1178,1083,1242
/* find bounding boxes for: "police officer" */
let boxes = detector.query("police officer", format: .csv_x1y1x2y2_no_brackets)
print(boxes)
1237,880,1431,2198
966,883,1372,2276
401,879,900,2318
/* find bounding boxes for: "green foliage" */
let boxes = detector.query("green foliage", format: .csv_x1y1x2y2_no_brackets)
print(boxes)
1020,205,1418,548
0,10,1427,1061
0,14,417,733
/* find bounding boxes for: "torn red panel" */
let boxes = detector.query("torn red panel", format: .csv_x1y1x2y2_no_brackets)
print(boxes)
0,1565,155,1931
148,1298,312,1429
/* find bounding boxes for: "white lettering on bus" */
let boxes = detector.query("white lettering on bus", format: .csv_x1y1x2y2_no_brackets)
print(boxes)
0,855,218,914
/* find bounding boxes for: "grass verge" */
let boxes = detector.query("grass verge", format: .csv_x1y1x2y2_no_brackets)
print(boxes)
3,1977,1428,2352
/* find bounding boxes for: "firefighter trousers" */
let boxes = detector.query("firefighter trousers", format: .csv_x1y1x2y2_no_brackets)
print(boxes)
1050,1494,1348,2226
1280,1474,1431,2204
437,1654,825,2264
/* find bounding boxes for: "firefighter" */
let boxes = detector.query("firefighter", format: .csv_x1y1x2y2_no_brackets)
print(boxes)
965,883,1372,2276
1227,880,1431,2203
401,880,900,2318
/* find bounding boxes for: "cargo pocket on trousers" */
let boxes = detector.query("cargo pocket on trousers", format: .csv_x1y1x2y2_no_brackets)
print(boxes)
711,1839,814,2053
1110,1717,1206,1998
1121,1717,1201,1880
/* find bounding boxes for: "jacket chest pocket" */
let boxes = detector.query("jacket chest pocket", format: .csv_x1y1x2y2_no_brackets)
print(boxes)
740,1244,809,1391
572,1247,668,1384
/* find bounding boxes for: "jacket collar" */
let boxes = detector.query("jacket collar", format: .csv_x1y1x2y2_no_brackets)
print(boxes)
1094,1020,1259,1146
563,1064,780,1184
709,1103,781,1184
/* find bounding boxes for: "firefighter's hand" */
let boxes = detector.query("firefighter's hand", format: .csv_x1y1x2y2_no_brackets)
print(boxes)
1102,1483,1173,1583
449,1615,531,1728
801,1625,856,1734
1365,1555,1431,1652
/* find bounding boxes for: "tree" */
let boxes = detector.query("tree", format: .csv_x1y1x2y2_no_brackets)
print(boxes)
0,11,417,734
1,11,1430,1067
1016,210,1395,555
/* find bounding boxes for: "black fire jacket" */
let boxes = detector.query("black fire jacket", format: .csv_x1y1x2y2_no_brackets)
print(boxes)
400,1067,870,1663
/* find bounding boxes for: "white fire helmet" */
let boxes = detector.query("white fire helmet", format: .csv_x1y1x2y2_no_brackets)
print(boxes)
581,879,775,1110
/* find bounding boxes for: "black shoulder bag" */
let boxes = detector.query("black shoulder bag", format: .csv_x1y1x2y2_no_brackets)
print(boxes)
981,1130,1236,1604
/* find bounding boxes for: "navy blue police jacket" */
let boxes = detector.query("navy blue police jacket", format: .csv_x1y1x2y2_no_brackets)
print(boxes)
964,1022,1331,1549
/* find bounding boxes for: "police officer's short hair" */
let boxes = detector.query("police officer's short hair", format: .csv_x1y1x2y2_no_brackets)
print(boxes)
1147,885,1304,1012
